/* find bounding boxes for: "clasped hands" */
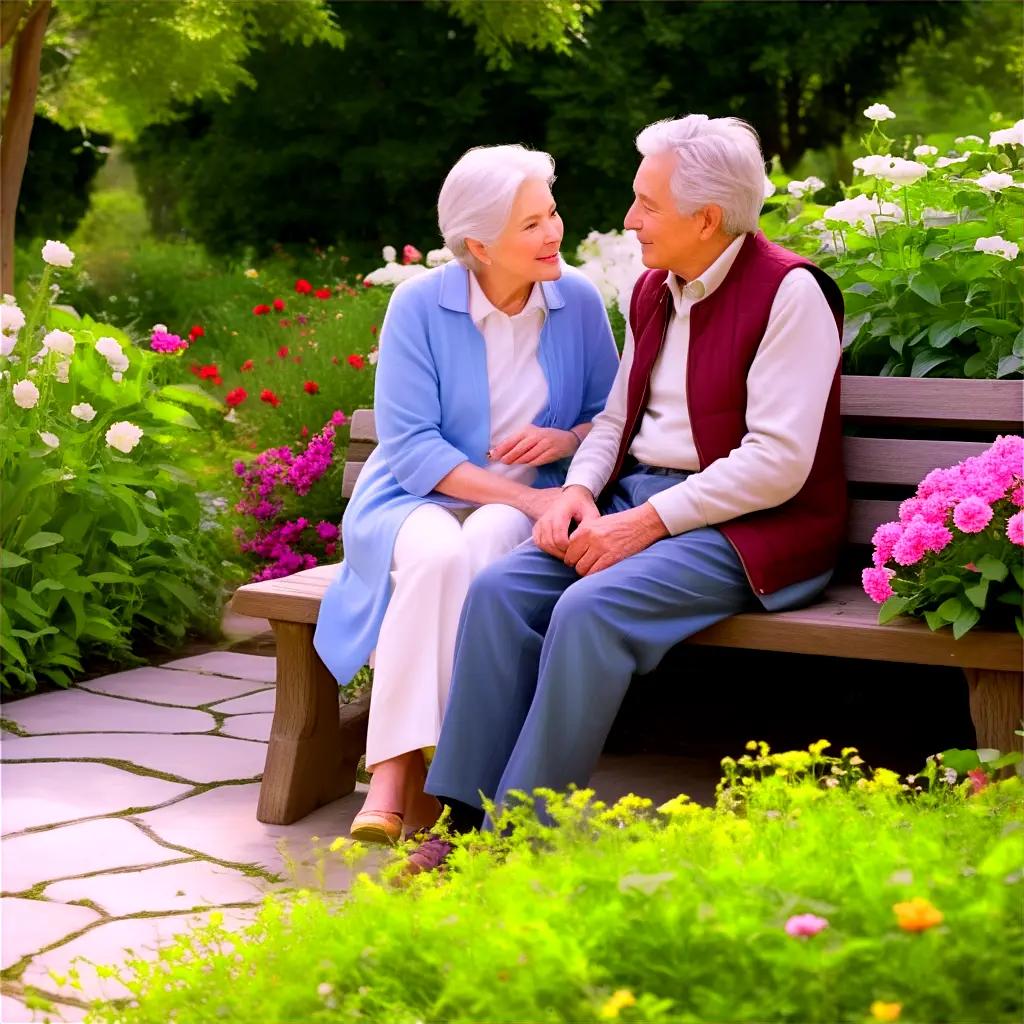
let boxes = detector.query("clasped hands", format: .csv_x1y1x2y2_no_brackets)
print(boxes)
533,484,669,576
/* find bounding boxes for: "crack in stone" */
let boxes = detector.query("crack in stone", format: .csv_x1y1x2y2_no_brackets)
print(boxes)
0,756,261,789
76,679,273,712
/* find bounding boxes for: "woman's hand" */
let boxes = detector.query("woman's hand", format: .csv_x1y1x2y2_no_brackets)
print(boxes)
490,425,579,467
520,486,565,522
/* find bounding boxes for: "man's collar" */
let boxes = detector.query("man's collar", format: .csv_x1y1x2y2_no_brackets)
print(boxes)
667,232,748,312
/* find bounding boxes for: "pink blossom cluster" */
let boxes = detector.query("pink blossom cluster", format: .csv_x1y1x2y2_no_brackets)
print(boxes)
150,329,188,354
863,434,1024,603
233,413,346,580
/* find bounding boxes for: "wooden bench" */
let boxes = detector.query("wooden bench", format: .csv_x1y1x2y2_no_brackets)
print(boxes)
231,375,1024,824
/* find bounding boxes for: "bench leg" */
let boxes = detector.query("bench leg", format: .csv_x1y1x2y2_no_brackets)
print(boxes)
964,668,1024,755
257,620,368,825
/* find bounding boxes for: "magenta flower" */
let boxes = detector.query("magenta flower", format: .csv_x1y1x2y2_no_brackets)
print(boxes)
785,913,829,938
862,566,896,604
952,496,994,534
150,329,188,354
316,521,339,542
1008,511,1024,546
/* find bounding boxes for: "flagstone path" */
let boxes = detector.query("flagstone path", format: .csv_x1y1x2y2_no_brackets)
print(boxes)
1,648,718,1023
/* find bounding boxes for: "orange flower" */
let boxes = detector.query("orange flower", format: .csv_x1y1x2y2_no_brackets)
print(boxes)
870,1002,902,1022
893,897,943,932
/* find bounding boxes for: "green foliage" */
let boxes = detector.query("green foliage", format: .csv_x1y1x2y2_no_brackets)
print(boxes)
83,742,1024,1024
0,253,238,694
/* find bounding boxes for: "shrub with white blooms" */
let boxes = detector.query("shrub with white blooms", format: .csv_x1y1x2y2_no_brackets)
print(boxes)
105,420,144,454
12,378,40,408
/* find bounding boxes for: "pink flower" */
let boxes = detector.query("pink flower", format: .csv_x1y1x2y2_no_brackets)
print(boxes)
967,768,989,795
402,244,423,265
862,566,896,604
892,517,952,565
785,914,829,938
316,521,339,542
150,329,188,354
1011,485,1024,507
953,496,993,534
330,409,348,426
1008,511,1024,546
870,522,903,567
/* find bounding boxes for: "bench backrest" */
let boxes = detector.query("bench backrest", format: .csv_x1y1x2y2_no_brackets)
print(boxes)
342,376,1023,549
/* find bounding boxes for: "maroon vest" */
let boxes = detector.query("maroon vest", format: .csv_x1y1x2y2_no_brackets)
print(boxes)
603,231,847,597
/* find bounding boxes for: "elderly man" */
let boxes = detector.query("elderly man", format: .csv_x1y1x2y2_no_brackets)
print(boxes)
411,114,846,867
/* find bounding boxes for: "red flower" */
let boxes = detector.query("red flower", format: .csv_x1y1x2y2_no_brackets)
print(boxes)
402,244,423,265
331,355,340,365
304,380,320,395
260,388,281,407
226,387,248,408
362,279,373,288
967,768,989,795
189,324,205,341
300,425,309,438
315,287,331,300
294,279,313,294
348,354,365,370
240,359,254,371
188,362,201,377
198,363,221,384
279,319,290,328
253,304,271,315
370,325,378,335
293,356,302,364
273,298,285,312
277,346,289,359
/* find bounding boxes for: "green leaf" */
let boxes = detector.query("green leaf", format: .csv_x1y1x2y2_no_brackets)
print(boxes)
937,748,980,774
952,605,980,639
923,610,948,631
1012,564,1024,590
110,526,151,548
937,598,963,622
22,531,64,552
997,355,1023,378
977,555,1008,582
908,270,942,306
144,399,200,429
964,578,990,609
878,595,909,624
910,351,949,378
158,383,225,412
0,550,29,569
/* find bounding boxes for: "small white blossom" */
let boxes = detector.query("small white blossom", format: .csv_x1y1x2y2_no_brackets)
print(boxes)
974,171,1014,192
763,176,776,198
71,402,97,421
368,349,379,366
363,263,430,286
863,103,895,121
942,767,958,785
881,157,928,186
317,983,334,998
95,336,125,361
38,431,60,449
786,176,825,198
12,378,40,408
955,134,983,145
852,154,894,177
105,420,144,454
381,245,397,263
974,235,1020,260
823,194,904,236
0,335,15,358
912,145,938,157
989,120,1024,147
152,323,168,334
41,239,75,268
144,490,157,500
0,299,25,337
935,154,970,168
55,360,70,383
224,408,239,424
42,329,75,357
112,370,124,383
426,247,454,267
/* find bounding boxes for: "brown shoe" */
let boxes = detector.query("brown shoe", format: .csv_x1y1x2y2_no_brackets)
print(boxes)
349,809,404,846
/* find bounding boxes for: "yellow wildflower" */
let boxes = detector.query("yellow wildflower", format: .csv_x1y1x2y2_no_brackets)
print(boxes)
893,897,943,932
870,1000,902,1021
244,268,259,278
599,989,637,1019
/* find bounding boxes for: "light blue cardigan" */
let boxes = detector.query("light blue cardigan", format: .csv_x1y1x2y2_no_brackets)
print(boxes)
312,260,619,685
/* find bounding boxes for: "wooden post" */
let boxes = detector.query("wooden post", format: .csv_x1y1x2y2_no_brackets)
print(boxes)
964,669,1024,755
256,620,367,825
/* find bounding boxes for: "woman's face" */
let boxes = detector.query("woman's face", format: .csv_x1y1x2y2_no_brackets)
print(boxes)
473,178,564,282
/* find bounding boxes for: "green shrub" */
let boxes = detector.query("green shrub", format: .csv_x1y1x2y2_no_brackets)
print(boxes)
83,743,1024,1024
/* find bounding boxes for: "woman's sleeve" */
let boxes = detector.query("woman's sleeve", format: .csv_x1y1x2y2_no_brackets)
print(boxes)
578,292,621,422
373,287,468,497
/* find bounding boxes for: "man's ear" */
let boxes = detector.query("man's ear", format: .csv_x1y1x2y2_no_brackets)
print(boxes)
699,204,724,239
466,238,491,266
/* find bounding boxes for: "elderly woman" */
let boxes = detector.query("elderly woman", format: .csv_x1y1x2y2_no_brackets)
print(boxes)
313,145,619,844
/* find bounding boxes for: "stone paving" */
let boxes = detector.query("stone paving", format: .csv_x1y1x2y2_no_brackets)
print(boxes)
1,649,717,1024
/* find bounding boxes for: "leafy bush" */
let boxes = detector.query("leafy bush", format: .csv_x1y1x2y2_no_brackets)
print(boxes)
83,742,1023,1024
1,244,238,693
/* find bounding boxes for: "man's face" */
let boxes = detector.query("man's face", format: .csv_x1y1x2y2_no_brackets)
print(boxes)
623,152,706,271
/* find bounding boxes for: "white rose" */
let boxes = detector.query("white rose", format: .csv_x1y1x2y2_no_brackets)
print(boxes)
41,240,75,268
955,135,983,145
989,120,1024,147
42,329,75,357
974,235,1020,260
105,420,144,454
71,402,97,421
852,154,894,177
0,300,25,336
12,378,40,408
763,176,776,198
912,145,938,157
863,103,895,121
95,336,124,360
0,335,15,358
935,154,970,168
38,431,60,449
974,171,1014,192
55,360,70,383
787,176,825,198
381,245,397,263
426,247,455,267
880,158,928,186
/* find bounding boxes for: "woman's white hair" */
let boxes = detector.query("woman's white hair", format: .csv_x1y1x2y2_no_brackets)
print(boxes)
438,145,555,270
635,115,766,234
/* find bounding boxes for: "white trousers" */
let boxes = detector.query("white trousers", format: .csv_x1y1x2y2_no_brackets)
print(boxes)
365,501,534,769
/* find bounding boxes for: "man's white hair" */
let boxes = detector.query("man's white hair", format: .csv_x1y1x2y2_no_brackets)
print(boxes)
438,145,555,270
636,115,766,234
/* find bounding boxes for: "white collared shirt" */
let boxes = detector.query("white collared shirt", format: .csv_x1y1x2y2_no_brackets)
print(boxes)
564,233,841,534
468,271,549,485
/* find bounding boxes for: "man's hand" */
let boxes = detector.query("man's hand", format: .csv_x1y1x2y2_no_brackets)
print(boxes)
533,485,600,557
564,502,669,575
491,425,579,467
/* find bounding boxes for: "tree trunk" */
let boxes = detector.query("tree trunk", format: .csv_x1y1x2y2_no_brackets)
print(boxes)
1,0,51,295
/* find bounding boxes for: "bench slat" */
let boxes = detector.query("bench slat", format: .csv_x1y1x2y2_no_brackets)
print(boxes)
843,437,990,485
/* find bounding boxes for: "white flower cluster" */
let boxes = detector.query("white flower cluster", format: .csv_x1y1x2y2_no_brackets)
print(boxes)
852,155,928,186
575,229,645,320
41,240,74,268
786,176,825,198
1,295,25,357
989,119,1024,147
363,262,429,286
974,235,1020,261
95,335,130,380
822,194,904,236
